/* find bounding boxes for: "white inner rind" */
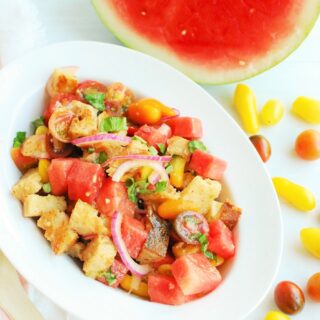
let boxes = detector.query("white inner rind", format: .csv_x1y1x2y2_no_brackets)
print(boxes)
92,0,320,84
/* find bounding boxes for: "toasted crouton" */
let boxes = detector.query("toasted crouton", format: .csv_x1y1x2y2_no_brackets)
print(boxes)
46,68,78,97
141,184,179,204
167,136,191,160
180,176,221,214
67,242,86,260
82,235,116,278
12,168,43,201
205,200,223,223
37,210,78,255
69,200,109,236
23,194,67,217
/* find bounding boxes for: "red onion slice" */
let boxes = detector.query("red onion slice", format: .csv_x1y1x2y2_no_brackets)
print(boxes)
148,171,161,185
111,211,151,276
102,154,171,167
112,160,169,182
72,133,131,147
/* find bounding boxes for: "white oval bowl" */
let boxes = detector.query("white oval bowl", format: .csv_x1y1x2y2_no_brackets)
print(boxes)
0,41,282,320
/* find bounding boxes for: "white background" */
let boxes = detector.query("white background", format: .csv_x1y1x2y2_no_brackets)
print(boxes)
11,0,320,319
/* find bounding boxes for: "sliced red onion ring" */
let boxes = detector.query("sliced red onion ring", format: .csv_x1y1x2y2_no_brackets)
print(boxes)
111,211,151,276
102,154,171,167
112,160,169,182
148,171,161,185
72,133,131,147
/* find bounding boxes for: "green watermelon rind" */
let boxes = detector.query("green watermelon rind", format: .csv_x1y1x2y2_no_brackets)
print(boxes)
92,0,320,84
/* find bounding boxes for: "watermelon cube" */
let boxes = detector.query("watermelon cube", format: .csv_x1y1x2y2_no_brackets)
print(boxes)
166,117,203,139
189,149,227,180
171,253,222,295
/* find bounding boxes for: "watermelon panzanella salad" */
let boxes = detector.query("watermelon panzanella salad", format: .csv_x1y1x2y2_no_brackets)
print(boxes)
11,67,241,305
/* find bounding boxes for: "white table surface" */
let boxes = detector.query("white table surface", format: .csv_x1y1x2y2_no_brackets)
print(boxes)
10,1,320,319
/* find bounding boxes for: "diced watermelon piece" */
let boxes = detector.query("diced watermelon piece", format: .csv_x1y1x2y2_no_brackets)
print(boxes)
189,149,227,180
96,178,135,217
48,158,78,196
67,160,105,204
166,117,203,139
135,123,172,147
171,253,222,295
121,215,148,259
148,274,194,305
208,220,235,259
97,259,128,288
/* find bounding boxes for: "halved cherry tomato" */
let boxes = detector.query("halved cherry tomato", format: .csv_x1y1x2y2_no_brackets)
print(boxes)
274,281,305,315
295,129,320,161
48,108,74,143
43,93,79,123
11,147,38,172
45,134,73,159
127,102,162,125
76,80,106,98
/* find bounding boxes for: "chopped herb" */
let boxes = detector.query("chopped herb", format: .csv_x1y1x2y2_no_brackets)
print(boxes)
99,117,128,132
188,140,207,153
32,116,45,131
194,233,217,261
165,164,173,174
43,183,51,193
100,269,117,286
121,105,128,113
12,132,26,148
155,181,167,193
96,152,108,164
157,143,166,154
87,147,95,154
84,93,105,111
132,136,147,144
125,178,152,204
149,146,158,155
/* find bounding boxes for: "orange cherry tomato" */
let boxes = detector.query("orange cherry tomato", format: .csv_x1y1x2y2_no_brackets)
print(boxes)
127,102,162,125
307,272,320,302
295,129,320,161
249,135,271,162
274,281,305,315
139,98,177,117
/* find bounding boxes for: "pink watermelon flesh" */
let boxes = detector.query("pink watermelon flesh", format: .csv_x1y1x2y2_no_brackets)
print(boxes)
92,0,320,83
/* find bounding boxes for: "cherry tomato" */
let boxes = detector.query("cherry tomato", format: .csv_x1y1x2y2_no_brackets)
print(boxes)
43,93,79,123
295,129,320,161
127,102,162,125
45,134,73,158
249,135,271,162
76,80,106,97
274,281,305,315
307,272,320,302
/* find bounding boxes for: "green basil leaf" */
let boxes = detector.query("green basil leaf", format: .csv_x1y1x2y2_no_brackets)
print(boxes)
188,140,207,153
96,152,108,164
132,136,147,144
43,183,52,193
100,270,117,286
157,143,166,154
99,117,128,132
87,147,95,154
32,116,45,131
165,164,173,174
149,146,158,155
155,181,167,193
13,132,26,148
84,93,105,111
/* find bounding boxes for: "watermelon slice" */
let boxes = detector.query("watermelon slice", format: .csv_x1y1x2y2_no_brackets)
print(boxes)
92,0,320,84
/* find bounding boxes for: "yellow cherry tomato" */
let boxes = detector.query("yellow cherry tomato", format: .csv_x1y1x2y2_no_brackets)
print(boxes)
272,177,316,212
300,228,320,258
234,84,259,134
292,96,320,124
260,99,284,126
38,159,51,183
158,199,200,219
35,125,48,135
138,98,177,117
264,310,290,320
120,275,149,298
127,101,162,125
169,156,187,188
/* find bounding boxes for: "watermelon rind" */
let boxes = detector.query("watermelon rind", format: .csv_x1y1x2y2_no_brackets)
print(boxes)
92,0,320,84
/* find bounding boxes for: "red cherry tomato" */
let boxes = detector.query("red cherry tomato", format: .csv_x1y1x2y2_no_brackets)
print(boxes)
274,281,305,315
249,135,271,162
43,93,79,123
76,80,106,98
307,272,320,302
295,129,320,161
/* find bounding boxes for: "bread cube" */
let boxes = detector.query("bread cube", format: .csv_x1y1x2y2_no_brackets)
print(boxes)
181,176,221,214
82,235,116,278
23,194,67,217
12,168,42,201
167,136,191,160
37,210,78,255
67,242,86,260
69,200,109,236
